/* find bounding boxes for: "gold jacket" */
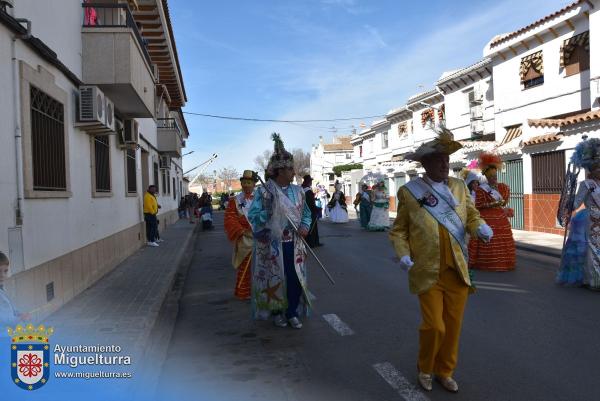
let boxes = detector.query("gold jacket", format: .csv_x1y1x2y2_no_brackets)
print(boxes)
389,177,485,294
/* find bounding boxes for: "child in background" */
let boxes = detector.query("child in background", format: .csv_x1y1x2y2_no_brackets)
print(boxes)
0,251,28,326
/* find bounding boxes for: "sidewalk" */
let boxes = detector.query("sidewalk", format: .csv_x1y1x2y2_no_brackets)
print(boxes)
359,210,564,258
43,218,197,399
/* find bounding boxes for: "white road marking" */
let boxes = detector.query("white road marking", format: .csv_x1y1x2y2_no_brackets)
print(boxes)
373,362,430,401
322,314,355,336
475,285,529,293
473,280,518,287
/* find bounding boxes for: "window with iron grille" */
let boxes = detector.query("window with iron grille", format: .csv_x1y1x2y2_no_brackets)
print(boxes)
94,135,111,192
126,149,137,194
30,86,66,191
167,170,171,194
532,150,565,193
153,162,159,191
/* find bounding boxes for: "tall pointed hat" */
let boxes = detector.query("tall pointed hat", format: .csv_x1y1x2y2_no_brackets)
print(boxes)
266,133,294,176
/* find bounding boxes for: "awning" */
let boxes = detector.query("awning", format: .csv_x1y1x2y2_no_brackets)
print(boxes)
520,51,543,82
523,133,563,147
500,125,522,145
528,109,600,128
560,31,589,68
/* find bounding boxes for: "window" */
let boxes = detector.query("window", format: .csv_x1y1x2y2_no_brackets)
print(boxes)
561,31,590,77
467,90,475,108
398,122,408,138
382,132,389,149
30,86,66,191
520,51,544,89
532,150,565,193
345,153,351,159
93,135,111,193
126,149,137,194
359,145,363,157
167,170,171,194
173,177,176,200
162,170,167,195
153,162,159,191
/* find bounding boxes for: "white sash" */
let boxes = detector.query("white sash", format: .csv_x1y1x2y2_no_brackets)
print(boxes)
479,183,503,202
235,192,252,219
405,178,468,257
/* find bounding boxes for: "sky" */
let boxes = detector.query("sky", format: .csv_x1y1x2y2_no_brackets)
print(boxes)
169,0,574,175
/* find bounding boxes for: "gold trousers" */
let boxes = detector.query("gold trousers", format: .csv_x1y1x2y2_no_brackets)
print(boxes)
417,265,469,377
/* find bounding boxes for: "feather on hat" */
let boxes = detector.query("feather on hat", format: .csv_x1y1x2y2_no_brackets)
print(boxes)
266,133,294,176
571,137,600,170
460,168,480,187
478,152,503,173
404,126,462,162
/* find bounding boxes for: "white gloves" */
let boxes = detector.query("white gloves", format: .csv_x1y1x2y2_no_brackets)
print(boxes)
399,255,414,271
477,224,493,243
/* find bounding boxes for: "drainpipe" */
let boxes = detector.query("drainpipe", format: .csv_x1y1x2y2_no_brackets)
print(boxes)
12,19,31,226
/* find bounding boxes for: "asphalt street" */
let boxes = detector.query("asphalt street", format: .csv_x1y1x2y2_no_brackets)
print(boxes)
155,212,600,401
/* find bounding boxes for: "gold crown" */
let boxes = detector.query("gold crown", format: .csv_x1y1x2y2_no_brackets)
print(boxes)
7,324,54,343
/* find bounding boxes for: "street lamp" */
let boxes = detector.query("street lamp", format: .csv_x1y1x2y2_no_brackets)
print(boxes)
182,150,194,156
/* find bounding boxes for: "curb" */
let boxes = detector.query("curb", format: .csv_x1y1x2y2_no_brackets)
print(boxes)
515,242,562,259
131,221,199,400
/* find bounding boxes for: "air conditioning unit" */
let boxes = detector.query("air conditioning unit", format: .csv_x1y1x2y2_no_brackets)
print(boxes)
470,119,484,135
79,86,105,124
118,119,139,148
470,106,483,120
104,97,115,132
78,86,118,134
159,155,170,169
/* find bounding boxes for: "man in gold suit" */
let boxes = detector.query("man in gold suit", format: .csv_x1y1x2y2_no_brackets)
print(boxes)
389,128,493,393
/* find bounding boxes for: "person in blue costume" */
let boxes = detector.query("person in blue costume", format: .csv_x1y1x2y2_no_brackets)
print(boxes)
247,133,312,329
556,208,589,286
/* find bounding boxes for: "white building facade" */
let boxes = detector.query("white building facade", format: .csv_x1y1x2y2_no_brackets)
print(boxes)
341,0,599,234
0,0,189,319
310,136,354,191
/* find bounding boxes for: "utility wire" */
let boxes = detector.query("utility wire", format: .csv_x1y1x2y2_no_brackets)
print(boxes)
182,111,385,123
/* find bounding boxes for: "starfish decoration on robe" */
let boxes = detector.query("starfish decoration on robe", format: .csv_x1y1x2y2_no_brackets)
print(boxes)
262,282,282,302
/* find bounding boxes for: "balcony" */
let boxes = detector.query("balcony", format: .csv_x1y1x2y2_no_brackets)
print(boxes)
82,3,155,118
157,118,183,157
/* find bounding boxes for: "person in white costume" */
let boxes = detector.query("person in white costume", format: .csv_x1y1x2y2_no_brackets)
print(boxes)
327,181,349,223
367,179,390,231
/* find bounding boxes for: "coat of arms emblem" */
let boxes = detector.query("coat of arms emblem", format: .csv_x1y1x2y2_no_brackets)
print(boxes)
8,324,54,391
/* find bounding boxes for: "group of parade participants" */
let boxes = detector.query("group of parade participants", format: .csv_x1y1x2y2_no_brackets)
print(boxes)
222,130,599,393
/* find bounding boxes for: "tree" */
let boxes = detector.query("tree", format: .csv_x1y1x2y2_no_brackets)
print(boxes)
332,163,363,177
218,166,239,191
291,148,310,178
188,173,211,188
254,150,272,174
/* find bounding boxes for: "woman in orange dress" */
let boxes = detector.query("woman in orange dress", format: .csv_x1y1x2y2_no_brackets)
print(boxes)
468,153,516,271
224,170,258,300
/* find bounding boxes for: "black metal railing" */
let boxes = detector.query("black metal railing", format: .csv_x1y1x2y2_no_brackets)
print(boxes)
82,3,153,71
157,118,183,144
